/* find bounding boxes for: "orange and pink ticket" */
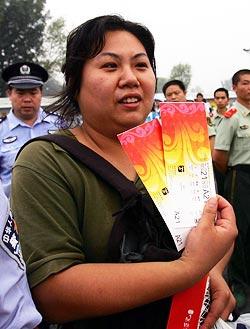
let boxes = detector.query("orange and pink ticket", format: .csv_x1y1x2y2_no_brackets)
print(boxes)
118,102,216,251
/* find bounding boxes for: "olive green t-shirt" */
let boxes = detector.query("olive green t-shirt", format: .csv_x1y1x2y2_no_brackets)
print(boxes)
11,130,145,289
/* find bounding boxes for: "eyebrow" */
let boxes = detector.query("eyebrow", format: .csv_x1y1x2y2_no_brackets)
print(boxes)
97,52,148,60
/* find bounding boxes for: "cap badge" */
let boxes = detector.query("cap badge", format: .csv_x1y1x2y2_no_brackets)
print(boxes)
20,64,30,75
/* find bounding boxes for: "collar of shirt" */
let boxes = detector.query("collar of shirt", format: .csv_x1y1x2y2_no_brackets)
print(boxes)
7,108,51,130
234,101,250,117
214,111,222,119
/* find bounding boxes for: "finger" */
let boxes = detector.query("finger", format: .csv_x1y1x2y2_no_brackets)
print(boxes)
201,282,235,328
217,196,236,222
202,294,235,329
220,294,236,320
201,295,225,329
199,197,218,226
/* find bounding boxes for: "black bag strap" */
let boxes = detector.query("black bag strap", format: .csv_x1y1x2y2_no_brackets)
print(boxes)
16,134,139,202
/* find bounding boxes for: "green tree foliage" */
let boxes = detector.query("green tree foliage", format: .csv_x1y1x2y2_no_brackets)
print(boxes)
156,77,168,93
169,63,192,89
0,1,5,26
38,17,67,74
0,0,47,96
38,17,67,96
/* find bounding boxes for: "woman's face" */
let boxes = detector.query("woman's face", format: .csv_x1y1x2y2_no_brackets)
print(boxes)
77,30,156,137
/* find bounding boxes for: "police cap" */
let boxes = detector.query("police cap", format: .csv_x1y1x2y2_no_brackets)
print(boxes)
2,62,48,89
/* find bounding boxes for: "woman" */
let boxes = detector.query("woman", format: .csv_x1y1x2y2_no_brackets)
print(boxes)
11,15,237,329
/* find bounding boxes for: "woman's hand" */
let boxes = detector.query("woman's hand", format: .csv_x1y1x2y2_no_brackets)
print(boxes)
180,196,237,282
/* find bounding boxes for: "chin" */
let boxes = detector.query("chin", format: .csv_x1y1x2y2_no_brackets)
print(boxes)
131,115,146,126
115,122,139,135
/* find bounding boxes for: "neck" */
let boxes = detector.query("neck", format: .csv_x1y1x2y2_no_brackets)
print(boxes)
72,124,120,152
13,110,38,127
70,124,137,181
22,118,38,126
217,107,227,115
236,98,250,110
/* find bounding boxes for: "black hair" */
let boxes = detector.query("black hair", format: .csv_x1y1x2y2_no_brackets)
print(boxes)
162,79,186,96
232,69,250,86
48,15,156,127
196,92,203,98
213,87,229,98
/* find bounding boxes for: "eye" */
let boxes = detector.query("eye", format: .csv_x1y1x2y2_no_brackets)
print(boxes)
136,62,149,69
102,62,117,69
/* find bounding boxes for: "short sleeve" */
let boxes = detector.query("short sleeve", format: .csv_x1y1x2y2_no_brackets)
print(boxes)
214,117,237,151
11,141,86,288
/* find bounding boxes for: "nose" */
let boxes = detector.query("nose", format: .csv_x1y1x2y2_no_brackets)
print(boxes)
169,95,176,101
118,66,140,88
23,94,32,102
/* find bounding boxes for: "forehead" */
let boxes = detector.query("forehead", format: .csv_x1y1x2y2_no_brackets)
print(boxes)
166,85,183,93
101,30,146,53
215,91,228,98
12,87,41,93
238,74,250,82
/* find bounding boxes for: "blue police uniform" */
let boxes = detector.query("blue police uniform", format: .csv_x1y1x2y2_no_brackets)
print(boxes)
145,110,160,122
0,109,57,197
1,61,58,197
0,180,42,328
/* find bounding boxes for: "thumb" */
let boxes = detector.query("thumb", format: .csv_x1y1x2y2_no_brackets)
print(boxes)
200,197,218,225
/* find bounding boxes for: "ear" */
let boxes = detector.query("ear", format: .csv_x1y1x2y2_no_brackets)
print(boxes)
6,89,11,97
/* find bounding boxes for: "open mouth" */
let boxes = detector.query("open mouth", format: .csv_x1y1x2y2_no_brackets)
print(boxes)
119,96,141,104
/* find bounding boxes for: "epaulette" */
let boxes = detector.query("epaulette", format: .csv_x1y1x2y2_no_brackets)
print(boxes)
224,108,237,118
0,115,7,123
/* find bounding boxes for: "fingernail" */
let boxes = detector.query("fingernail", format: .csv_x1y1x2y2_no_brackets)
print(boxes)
207,197,217,207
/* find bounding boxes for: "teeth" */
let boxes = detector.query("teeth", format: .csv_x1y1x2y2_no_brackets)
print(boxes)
122,97,139,103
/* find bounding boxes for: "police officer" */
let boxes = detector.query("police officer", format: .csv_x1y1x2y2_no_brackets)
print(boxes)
0,62,58,197
0,176,42,328
213,69,250,310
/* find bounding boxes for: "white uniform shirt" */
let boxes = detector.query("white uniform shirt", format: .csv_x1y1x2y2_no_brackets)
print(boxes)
0,108,57,197
0,181,42,328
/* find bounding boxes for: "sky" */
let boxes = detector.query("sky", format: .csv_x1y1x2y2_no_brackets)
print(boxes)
46,0,250,97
